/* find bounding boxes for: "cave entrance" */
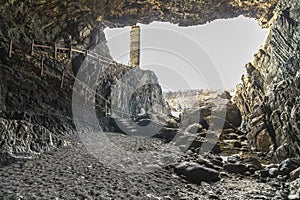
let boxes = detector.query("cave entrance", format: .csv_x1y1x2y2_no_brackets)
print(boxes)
104,15,269,92
104,15,269,119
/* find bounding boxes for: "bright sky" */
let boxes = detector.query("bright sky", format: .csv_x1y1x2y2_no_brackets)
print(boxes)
104,15,269,91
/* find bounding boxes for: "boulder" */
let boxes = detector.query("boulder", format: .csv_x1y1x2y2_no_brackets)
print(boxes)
290,167,300,181
257,169,269,178
243,157,263,170
224,163,248,175
269,167,280,177
233,141,242,148
180,98,241,131
211,158,223,167
173,162,220,183
184,123,203,134
279,158,300,175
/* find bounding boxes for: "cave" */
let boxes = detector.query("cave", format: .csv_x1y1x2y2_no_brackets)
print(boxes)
0,0,300,199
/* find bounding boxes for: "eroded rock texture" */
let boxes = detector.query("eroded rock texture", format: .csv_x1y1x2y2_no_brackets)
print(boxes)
236,0,300,161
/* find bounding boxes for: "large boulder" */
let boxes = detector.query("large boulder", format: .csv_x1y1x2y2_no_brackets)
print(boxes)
171,131,221,154
224,163,248,175
173,161,220,183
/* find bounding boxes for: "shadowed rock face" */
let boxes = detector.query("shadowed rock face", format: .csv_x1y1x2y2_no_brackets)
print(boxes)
0,52,75,161
0,0,300,160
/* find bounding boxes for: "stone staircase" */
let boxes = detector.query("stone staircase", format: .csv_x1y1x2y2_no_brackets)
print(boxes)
114,117,138,135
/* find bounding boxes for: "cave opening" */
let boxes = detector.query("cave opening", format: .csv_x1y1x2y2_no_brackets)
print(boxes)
104,15,269,92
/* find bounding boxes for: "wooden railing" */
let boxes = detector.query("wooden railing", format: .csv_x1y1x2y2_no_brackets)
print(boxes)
0,35,135,118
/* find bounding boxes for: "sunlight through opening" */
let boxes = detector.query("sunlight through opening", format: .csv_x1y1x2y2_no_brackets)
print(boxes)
104,15,269,91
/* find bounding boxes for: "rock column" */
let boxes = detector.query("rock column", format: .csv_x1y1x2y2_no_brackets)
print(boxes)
130,25,140,68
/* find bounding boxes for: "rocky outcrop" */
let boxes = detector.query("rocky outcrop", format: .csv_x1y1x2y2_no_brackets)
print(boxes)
99,66,168,117
236,0,300,161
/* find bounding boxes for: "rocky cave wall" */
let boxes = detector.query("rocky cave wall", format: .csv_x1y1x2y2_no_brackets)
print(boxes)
236,0,300,161
0,48,75,160
1,0,300,161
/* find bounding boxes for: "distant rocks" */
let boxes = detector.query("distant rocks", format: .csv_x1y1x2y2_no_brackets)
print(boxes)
179,97,242,131
161,90,246,156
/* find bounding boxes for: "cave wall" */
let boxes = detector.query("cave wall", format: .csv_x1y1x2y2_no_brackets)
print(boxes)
0,50,75,158
236,0,300,161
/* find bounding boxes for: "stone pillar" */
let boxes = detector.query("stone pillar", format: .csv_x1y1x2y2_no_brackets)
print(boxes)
130,25,140,67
